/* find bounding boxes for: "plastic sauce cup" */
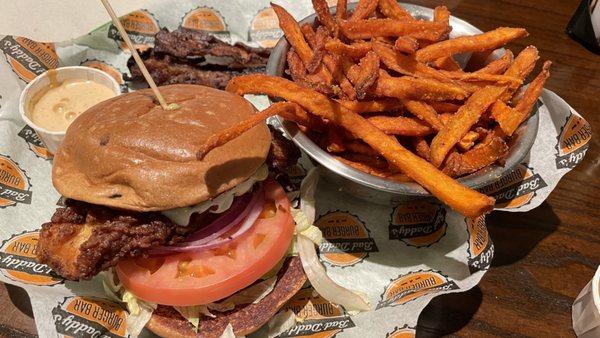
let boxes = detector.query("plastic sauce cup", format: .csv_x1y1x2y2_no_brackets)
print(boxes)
18,66,121,155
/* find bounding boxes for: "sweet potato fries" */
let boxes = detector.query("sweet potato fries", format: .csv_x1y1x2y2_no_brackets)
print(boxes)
204,1,551,218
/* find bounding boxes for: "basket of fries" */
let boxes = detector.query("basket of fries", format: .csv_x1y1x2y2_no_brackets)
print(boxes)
236,1,551,210
224,1,551,218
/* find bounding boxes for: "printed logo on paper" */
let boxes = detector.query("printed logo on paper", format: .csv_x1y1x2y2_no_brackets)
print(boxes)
466,216,494,273
377,270,459,309
0,36,58,82
279,288,355,337
81,60,125,85
181,6,229,41
555,112,591,169
53,296,127,338
389,201,447,247
386,325,416,338
317,211,378,267
0,154,32,207
108,9,160,52
18,125,52,160
478,164,547,209
249,7,283,48
0,231,62,286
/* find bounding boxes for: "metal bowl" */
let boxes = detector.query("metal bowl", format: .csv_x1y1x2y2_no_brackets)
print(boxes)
266,3,539,205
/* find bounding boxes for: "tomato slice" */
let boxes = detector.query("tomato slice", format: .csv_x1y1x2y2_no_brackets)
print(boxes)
116,180,294,306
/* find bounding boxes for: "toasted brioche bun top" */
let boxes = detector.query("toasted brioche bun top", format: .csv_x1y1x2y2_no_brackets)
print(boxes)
52,84,270,212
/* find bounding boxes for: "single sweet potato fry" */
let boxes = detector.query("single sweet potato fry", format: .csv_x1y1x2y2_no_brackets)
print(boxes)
355,51,380,99
416,27,528,62
443,137,508,177
325,39,372,59
348,0,378,21
441,72,522,86
433,5,451,41
197,102,319,158
432,57,462,71
457,130,480,151
226,74,495,217
335,155,390,177
403,100,444,130
373,72,468,101
340,19,448,41
394,36,419,54
377,0,414,20
474,50,514,75
345,140,378,156
336,0,348,20
368,115,434,136
306,27,328,73
337,98,403,113
312,0,338,36
413,137,431,161
300,23,317,47
428,101,460,113
287,49,307,81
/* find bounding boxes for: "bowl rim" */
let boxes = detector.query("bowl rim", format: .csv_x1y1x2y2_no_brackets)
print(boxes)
266,2,540,196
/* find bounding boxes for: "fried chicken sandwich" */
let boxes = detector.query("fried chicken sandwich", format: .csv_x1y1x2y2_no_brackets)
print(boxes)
36,84,312,337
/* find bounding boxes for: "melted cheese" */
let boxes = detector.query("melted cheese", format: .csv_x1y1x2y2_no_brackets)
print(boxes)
161,164,269,225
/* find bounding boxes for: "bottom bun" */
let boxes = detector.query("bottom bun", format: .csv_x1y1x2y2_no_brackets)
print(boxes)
147,257,306,338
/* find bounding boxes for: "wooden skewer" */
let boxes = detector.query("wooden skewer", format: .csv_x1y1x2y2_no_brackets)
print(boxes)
99,0,169,110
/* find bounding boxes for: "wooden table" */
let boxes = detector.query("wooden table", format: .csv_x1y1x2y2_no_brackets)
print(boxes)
1,0,598,337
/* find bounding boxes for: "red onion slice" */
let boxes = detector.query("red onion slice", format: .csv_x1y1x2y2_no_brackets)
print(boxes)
149,183,265,255
185,192,253,244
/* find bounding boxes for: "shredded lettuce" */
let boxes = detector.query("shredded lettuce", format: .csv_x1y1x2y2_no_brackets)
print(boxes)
299,168,319,223
290,167,323,250
99,269,122,302
219,323,237,338
290,207,323,257
173,305,213,332
294,167,371,313
170,275,277,334
99,270,157,338
260,256,288,280
125,295,156,337
267,310,297,338
218,276,277,306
